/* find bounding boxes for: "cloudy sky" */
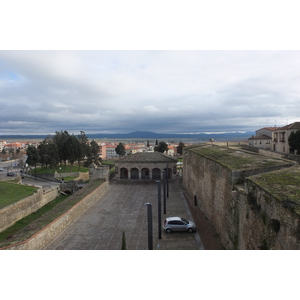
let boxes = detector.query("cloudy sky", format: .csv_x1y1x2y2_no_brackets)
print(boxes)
1,1,300,136
1,50,300,135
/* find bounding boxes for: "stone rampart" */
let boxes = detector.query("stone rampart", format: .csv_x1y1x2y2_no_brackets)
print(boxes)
183,147,300,249
0,186,60,233
234,180,300,250
1,181,109,250
54,171,89,181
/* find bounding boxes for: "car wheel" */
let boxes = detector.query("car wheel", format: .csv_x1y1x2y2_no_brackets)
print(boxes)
166,228,172,233
187,228,194,233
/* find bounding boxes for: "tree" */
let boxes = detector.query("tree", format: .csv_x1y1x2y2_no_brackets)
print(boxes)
84,140,100,166
53,130,71,165
288,130,300,154
177,141,185,155
26,145,39,179
154,141,168,153
115,142,126,157
77,131,89,169
63,135,82,172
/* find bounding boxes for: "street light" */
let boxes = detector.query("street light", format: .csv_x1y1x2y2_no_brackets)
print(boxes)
144,203,153,250
156,180,162,239
163,170,166,214
166,163,169,198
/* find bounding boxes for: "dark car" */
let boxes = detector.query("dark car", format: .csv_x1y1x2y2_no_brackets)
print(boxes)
7,172,15,176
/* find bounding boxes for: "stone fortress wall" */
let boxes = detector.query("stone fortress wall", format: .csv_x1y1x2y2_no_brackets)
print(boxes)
183,145,300,250
1,181,109,250
0,186,60,233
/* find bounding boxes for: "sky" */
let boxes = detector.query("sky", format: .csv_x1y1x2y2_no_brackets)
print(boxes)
1,50,300,135
1,1,300,136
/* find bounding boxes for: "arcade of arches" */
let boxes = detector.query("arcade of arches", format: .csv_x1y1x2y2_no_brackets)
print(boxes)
115,152,178,181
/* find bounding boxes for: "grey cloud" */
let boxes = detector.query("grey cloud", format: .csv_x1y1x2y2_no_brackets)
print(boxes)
1,50,300,135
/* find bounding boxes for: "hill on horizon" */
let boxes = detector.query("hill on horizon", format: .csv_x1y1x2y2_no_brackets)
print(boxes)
0,130,254,141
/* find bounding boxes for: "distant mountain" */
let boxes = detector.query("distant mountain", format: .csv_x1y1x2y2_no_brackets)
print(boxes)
0,131,254,141
88,131,254,140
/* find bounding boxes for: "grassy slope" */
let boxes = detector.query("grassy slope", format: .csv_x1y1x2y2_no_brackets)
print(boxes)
0,179,105,248
0,182,38,209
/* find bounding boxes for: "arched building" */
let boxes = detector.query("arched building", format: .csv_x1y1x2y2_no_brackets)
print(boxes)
115,152,178,181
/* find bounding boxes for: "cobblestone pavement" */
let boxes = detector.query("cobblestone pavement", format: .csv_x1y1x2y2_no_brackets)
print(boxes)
45,180,204,250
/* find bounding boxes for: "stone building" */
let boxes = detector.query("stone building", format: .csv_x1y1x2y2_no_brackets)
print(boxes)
115,152,178,180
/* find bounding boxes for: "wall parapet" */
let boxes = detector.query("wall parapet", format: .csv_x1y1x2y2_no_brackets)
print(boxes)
0,186,60,233
1,181,109,250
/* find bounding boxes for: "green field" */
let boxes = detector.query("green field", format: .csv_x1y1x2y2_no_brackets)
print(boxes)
0,182,38,209
29,165,89,176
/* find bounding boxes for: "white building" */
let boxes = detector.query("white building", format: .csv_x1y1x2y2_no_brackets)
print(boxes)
248,127,276,150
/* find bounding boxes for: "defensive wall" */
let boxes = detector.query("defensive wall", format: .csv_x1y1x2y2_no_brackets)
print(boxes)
0,185,60,233
183,144,300,249
1,181,109,250
54,171,90,182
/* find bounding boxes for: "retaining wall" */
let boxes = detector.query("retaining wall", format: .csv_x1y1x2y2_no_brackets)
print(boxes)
1,181,109,250
0,186,60,233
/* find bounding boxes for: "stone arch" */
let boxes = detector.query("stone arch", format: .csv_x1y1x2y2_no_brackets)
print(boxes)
152,168,161,180
141,168,150,180
120,167,128,179
131,168,139,179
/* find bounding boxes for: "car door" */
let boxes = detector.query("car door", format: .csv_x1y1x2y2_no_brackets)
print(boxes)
174,220,186,231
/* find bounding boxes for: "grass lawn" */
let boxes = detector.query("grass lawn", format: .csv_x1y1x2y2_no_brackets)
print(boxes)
0,182,38,209
28,165,89,176
0,179,105,248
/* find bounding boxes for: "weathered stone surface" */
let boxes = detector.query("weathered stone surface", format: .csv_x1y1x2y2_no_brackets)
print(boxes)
0,187,60,233
183,144,300,250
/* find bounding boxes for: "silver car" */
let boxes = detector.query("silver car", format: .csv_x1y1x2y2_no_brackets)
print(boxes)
163,217,196,233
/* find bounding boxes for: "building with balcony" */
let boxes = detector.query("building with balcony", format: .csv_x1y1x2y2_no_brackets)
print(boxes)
272,122,300,153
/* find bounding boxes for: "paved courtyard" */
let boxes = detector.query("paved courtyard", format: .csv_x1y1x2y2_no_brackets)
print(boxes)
45,180,204,250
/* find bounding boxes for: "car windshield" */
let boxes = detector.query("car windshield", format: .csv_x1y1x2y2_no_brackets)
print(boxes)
181,217,189,224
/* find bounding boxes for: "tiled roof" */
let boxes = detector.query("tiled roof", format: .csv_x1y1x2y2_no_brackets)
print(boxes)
248,134,272,140
118,152,178,163
256,127,278,131
276,122,300,130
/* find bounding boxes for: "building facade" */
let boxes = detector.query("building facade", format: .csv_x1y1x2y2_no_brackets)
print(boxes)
272,122,300,153
115,152,178,181
248,127,276,150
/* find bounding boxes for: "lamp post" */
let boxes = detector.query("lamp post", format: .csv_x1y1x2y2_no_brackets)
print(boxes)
166,163,169,198
59,166,62,181
156,180,162,239
163,170,166,214
144,203,153,250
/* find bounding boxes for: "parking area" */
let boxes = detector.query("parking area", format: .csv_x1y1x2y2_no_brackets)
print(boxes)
45,180,204,250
